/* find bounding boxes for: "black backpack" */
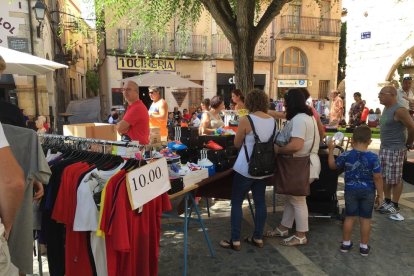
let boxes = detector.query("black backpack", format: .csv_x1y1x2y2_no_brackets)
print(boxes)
244,115,277,177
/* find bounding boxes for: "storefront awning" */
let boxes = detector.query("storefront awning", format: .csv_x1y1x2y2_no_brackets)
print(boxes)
0,74,16,89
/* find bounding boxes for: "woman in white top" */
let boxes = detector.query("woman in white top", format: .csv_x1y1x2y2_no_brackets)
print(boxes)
266,89,321,246
199,96,225,135
220,89,276,251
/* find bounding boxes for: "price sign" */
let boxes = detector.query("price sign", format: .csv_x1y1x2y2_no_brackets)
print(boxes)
126,158,171,210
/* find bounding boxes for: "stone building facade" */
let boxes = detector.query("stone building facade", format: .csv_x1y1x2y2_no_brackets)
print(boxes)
0,0,97,129
0,0,55,118
99,0,342,116
345,0,414,116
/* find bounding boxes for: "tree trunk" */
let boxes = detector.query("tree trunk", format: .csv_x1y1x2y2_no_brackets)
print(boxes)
232,39,255,96
200,0,291,96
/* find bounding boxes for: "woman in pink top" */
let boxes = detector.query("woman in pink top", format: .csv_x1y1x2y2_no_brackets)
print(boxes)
329,91,344,127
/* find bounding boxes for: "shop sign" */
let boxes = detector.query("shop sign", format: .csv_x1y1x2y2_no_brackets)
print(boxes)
117,57,175,71
0,7,25,46
8,37,29,53
126,158,171,210
361,32,371,39
277,79,307,88
217,73,266,86
0,17,16,35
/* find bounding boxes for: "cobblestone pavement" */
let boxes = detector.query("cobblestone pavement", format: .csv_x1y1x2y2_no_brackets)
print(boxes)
159,184,414,276
34,140,414,276
158,140,414,276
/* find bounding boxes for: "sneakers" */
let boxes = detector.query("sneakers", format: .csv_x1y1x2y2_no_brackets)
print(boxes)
205,140,224,150
378,201,398,214
360,245,371,257
389,213,405,221
340,242,353,253
340,242,372,256
377,201,391,213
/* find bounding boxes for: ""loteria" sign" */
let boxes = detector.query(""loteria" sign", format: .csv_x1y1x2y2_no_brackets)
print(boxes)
117,57,176,71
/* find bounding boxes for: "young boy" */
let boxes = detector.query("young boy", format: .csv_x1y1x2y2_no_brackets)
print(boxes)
328,125,384,256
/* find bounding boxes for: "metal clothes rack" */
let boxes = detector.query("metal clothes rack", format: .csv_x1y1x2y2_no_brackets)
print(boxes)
38,133,141,148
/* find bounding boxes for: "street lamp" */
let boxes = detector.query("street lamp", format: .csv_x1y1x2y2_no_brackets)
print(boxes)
33,0,46,38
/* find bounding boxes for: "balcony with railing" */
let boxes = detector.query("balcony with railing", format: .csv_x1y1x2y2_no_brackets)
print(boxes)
117,30,207,56
278,15,341,38
211,34,274,60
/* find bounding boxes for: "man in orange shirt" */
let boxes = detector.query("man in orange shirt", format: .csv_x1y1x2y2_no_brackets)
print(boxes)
148,86,168,141
116,81,150,144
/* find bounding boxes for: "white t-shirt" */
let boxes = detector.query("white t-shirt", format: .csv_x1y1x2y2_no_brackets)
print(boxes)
74,162,125,230
233,114,276,179
0,123,9,148
73,162,124,276
192,117,201,127
290,113,321,180
397,88,413,110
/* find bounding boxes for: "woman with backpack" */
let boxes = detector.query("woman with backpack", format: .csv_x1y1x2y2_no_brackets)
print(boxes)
265,89,321,246
219,89,276,251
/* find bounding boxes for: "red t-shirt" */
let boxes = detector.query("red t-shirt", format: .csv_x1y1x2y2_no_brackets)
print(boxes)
99,170,127,276
183,113,191,121
52,162,95,276
361,107,369,123
102,174,171,276
123,100,150,144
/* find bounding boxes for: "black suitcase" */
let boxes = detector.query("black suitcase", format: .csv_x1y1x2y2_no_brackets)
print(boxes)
308,153,340,201
306,145,343,217
403,158,414,185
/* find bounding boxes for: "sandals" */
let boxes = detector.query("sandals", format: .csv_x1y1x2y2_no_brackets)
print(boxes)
280,235,308,246
244,236,264,248
219,239,241,251
264,227,289,238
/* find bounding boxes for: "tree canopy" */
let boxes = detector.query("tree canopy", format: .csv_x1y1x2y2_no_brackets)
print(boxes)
95,0,294,94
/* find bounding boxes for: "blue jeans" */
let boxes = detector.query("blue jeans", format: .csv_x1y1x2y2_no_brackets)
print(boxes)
231,172,267,241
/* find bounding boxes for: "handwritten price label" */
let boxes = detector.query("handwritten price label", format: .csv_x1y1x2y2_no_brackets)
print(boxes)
126,158,171,210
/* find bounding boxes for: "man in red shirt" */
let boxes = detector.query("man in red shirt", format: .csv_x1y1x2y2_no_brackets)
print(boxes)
116,81,150,144
182,108,191,121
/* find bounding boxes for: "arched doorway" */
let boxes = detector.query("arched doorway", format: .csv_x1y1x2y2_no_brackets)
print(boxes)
385,45,414,83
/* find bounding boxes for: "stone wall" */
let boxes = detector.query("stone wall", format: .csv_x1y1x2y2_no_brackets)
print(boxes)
345,0,414,117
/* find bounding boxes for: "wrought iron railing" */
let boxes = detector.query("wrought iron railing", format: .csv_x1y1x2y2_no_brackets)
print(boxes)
117,30,207,55
211,34,273,58
278,15,340,37
117,30,273,58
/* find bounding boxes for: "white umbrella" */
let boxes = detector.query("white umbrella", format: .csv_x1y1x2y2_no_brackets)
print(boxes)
121,71,203,88
0,46,68,75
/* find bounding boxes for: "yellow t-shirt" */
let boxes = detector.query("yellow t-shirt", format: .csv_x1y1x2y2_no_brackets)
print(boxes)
236,108,249,117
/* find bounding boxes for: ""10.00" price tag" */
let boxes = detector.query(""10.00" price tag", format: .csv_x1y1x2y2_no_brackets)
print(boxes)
126,158,171,210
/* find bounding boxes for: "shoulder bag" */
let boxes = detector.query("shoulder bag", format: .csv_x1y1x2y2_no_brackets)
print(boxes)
274,117,317,196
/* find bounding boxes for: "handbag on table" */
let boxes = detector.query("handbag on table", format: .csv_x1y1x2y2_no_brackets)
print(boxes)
274,118,317,196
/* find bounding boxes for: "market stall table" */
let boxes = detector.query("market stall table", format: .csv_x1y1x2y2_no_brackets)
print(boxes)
164,169,273,275
165,179,217,276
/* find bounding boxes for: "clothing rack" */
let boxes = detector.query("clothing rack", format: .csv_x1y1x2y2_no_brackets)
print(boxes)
38,133,160,159
38,133,141,148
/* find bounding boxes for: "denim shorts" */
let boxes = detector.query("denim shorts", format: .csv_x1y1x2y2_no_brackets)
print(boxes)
344,189,376,218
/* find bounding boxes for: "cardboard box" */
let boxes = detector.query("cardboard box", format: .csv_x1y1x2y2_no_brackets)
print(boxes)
63,123,121,141
149,133,162,144
150,127,161,135
183,168,209,188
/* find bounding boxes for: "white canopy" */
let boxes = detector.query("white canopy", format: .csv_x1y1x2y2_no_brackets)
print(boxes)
121,71,203,88
0,46,68,75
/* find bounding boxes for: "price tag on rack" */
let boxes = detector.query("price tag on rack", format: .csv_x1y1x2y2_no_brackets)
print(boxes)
126,158,171,210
